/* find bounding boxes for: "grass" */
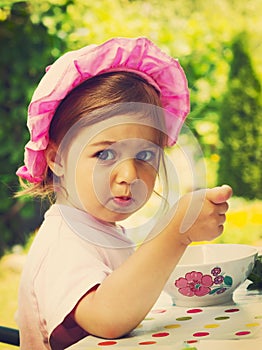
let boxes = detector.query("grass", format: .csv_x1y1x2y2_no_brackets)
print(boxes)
0,251,24,350
0,197,261,349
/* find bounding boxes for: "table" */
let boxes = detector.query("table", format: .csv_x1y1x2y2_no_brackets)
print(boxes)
68,281,262,350
68,247,262,350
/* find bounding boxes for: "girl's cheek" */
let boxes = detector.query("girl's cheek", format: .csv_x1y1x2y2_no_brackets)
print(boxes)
144,173,157,195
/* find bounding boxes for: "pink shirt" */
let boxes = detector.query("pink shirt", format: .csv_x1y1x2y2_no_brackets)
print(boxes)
17,204,134,349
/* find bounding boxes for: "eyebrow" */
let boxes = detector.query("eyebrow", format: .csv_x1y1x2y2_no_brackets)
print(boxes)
89,139,159,149
89,140,116,147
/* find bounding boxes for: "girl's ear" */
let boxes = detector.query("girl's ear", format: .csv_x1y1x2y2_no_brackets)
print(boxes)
45,143,64,177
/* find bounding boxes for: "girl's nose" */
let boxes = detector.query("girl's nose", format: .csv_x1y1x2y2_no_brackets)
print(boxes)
114,158,138,185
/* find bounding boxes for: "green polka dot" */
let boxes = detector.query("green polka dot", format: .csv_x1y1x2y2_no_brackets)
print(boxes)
176,316,192,321
215,316,230,321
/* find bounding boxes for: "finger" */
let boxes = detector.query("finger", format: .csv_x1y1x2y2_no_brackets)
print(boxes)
217,224,225,236
207,185,233,204
221,184,233,199
218,213,226,225
217,202,229,215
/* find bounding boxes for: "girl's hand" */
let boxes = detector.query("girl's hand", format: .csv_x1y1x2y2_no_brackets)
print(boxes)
174,185,233,245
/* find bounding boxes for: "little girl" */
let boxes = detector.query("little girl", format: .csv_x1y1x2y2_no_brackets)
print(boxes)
16,37,232,349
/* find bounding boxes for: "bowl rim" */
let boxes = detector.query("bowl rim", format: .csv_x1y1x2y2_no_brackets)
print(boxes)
176,243,258,267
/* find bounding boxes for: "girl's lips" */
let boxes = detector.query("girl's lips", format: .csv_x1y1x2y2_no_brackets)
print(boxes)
113,196,133,207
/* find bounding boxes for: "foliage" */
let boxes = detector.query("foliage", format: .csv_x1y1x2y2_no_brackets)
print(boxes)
0,1,65,256
218,33,262,199
247,255,262,290
0,0,262,256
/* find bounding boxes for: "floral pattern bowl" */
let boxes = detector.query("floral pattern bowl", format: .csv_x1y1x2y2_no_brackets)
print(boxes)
164,244,258,306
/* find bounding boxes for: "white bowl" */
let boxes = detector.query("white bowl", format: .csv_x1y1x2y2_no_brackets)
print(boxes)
164,244,258,307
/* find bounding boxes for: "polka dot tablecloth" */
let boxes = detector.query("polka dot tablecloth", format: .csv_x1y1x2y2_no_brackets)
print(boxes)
68,282,262,350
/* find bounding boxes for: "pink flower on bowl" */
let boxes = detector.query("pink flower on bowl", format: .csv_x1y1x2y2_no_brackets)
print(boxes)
175,271,213,297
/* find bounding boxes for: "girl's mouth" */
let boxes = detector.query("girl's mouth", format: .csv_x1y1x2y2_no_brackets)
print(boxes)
112,196,133,207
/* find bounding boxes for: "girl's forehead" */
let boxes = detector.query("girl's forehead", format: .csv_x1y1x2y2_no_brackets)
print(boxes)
90,123,160,144
74,115,163,147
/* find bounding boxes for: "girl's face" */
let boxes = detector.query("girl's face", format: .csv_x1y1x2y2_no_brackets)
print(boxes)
57,116,162,223
58,119,162,224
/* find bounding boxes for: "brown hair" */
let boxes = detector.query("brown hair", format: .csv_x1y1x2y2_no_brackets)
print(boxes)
17,71,167,200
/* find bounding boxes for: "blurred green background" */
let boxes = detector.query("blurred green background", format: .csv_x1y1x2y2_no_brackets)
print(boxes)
0,0,261,344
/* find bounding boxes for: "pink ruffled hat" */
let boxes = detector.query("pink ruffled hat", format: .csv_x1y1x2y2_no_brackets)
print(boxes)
16,37,190,183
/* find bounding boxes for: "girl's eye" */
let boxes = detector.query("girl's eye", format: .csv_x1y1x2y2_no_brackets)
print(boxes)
96,149,115,161
136,150,155,162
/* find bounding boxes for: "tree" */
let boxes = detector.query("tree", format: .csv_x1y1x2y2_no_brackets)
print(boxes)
1,0,262,255
0,1,65,256
218,33,262,199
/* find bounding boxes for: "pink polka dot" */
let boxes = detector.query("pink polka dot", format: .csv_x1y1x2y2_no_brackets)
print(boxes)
224,308,240,313
151,309,167,313
235,331,251,336
152,332,170,337
193,331,210,337
186,340,199,344
98,340,118,346
187,309,203,314
139,341,157,345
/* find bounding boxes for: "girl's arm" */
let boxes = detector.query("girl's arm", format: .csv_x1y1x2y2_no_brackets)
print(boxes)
74,185,232,339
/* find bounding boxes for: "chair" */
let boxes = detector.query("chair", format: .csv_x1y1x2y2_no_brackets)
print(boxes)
0,326,20,346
